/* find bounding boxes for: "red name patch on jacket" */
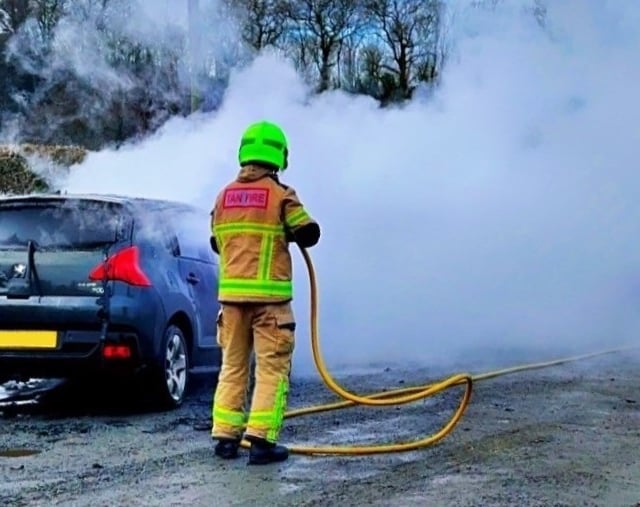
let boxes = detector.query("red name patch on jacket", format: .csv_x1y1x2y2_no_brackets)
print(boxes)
223,188,269,209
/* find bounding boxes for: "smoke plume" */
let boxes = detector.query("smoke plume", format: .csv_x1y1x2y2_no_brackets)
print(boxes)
8,0,640,376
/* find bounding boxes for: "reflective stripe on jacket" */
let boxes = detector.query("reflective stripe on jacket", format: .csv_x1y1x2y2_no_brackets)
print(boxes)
211,165,316,303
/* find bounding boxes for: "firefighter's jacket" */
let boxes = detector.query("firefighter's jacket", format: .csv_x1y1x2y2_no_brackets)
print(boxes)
210,165,320,304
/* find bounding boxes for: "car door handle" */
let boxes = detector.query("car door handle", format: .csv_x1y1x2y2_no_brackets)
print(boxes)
186,273,200,284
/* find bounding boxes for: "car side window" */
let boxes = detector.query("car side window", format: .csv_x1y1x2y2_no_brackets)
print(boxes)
173,210,216,263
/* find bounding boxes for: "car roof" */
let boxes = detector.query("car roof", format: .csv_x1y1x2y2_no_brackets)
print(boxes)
0,193,208,214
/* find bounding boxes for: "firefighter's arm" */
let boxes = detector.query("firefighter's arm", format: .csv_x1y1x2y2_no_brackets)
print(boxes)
282,187,320,248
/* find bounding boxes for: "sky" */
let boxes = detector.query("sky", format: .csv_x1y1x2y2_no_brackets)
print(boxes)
5,0,640,377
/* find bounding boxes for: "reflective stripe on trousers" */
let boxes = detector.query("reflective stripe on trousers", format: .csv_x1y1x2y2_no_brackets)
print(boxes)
246,378,289,442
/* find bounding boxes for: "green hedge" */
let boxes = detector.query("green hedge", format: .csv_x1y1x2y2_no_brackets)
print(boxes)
0,144,87,195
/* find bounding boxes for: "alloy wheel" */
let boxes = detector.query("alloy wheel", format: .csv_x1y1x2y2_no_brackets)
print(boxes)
165,332,187,403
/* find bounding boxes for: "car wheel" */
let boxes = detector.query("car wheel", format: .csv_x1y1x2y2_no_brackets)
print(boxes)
153,324,190,410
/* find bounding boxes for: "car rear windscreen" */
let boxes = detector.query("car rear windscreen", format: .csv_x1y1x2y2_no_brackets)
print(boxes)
0,199,128,250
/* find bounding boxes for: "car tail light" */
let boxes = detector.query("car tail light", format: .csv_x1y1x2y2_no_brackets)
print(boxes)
88,246,152,287
102,344,132,360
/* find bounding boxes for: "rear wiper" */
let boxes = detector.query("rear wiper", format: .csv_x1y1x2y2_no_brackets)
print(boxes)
2,240,43,299
27,240,44,298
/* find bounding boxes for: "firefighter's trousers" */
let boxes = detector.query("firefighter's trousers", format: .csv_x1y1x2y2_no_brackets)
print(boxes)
212,302,296,443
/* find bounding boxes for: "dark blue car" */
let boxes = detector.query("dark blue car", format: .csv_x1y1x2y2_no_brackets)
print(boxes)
0,193,222,409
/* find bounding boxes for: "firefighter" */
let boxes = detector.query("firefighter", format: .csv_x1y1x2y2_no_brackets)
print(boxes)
209,120,321,465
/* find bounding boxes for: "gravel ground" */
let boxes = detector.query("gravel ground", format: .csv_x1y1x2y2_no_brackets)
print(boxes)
1,351,639,507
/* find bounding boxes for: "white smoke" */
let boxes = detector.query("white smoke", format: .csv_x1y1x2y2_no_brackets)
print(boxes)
58,0,640,375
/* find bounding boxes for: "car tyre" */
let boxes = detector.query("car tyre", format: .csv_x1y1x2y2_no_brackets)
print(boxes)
151,324,190,410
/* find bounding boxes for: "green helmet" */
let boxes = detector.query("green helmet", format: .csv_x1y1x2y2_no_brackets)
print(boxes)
238,121,289,171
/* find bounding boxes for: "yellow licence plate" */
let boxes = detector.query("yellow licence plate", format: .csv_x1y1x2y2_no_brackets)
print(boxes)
0,331,58,350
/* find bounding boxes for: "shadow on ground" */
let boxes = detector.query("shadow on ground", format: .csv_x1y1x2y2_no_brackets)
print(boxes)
0,375,217,422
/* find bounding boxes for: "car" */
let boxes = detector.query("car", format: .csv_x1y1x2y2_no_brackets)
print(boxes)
0,193,222,409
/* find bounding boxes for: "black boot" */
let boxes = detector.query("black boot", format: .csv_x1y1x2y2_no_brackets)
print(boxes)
214,438,240,459
246,436,289,465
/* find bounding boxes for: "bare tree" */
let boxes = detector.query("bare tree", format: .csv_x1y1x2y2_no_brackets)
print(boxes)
334,24,372,92
365,0,442,99
285,0,364,92
352,43,380,96
31,0,67,41
230,0,289,51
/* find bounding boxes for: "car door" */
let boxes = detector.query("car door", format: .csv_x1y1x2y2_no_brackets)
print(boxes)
172,210,219,354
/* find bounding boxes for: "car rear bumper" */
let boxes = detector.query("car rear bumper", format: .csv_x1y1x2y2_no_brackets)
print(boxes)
0,292,163,379
0,329,146,379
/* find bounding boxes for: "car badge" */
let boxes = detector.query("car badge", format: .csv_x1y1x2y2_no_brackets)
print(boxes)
12,263,27,278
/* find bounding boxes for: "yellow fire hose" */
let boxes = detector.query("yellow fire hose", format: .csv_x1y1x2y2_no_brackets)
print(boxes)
240,246,638,456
